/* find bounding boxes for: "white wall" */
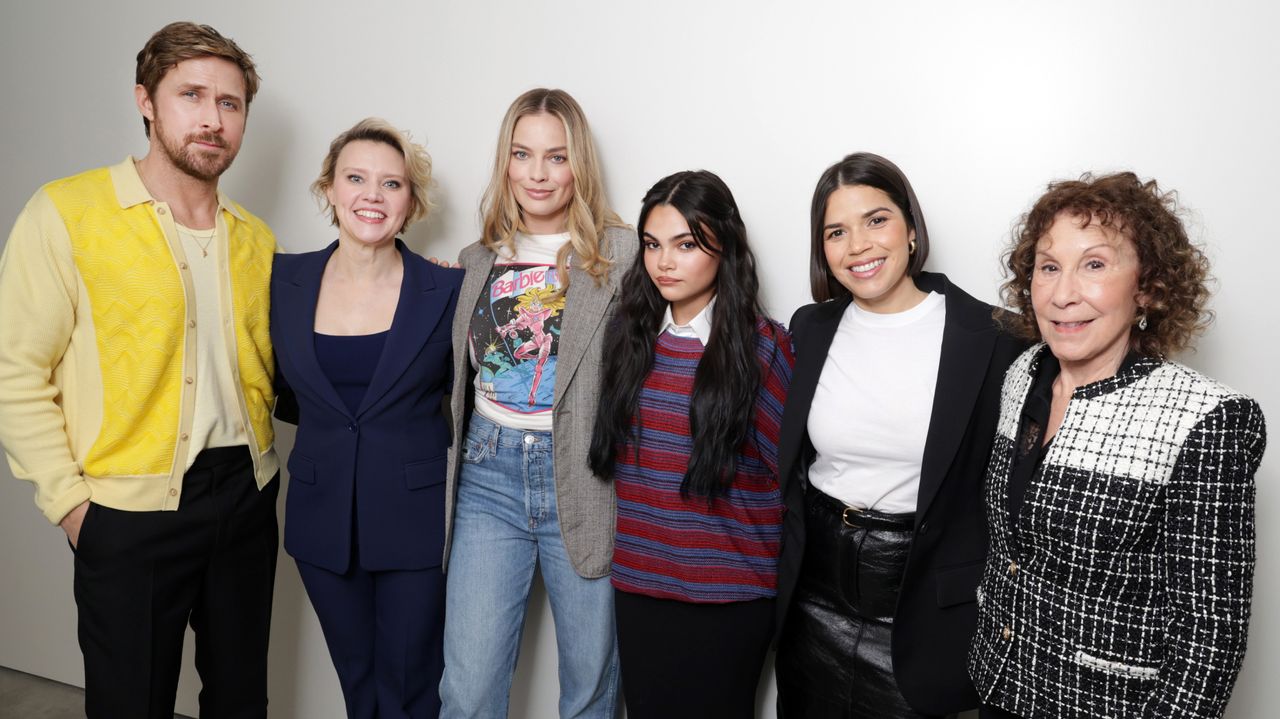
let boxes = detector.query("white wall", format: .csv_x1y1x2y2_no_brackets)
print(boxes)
1,1,1275,717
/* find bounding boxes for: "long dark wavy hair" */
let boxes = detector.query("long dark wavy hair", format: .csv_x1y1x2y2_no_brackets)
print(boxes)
589,170,765,498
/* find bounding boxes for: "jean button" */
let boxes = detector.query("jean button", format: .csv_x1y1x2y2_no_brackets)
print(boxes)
523,434,535,445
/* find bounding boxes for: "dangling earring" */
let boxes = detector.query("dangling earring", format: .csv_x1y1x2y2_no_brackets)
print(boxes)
1137,313,1148,331
908,239,918,255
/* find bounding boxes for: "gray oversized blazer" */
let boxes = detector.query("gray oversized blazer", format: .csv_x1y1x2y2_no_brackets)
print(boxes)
443,226,631,578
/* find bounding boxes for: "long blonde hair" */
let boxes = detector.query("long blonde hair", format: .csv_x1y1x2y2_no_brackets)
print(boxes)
480,88,625,292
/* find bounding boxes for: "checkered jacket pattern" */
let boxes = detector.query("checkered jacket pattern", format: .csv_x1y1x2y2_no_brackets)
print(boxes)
969,344,1266,719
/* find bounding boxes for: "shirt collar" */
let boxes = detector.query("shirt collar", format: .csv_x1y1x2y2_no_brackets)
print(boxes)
658,296,716,345
108,156,246,222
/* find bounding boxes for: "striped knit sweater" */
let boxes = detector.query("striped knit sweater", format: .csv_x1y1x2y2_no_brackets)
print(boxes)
611,318,794,603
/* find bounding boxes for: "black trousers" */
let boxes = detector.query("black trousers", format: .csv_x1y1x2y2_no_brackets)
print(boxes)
72,446,279,719
615,589,774,719
776,489,947,719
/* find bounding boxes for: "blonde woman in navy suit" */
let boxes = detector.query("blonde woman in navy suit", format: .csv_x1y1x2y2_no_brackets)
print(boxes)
271,118,462,719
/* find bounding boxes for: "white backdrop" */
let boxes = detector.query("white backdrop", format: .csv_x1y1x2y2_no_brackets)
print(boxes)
1,1,1275,717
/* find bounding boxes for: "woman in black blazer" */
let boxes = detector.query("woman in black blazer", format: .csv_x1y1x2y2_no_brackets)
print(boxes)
272,118,462,719
774,152,1023,718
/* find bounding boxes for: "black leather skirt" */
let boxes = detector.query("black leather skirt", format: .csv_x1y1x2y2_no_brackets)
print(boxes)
776,488,947,719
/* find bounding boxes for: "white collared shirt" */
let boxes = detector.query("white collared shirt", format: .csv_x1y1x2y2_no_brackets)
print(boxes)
658,296,716,346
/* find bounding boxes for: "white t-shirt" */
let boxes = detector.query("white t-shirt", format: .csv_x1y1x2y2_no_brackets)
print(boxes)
467,232,568,431
806,292,946,513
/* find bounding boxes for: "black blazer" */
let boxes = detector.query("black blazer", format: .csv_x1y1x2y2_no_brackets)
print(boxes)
774,271,1025,715
271,240,464,573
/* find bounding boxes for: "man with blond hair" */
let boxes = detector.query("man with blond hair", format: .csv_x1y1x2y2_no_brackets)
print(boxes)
0,22,279,718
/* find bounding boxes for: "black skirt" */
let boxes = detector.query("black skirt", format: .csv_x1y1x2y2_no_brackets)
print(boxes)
776,487,948,719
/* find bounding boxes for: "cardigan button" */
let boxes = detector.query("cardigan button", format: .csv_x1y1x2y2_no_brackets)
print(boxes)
169,488,178,497
157,207,167,215
1001,626,1013,641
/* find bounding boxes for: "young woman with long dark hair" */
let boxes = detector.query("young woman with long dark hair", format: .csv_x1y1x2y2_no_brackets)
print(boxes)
590,170,794,718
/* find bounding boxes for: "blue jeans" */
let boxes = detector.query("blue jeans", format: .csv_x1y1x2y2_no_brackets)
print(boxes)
440,414,619,719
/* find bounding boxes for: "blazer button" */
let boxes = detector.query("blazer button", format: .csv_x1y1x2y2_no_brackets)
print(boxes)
1008,561,1019,576
1001,626,1013,641
917,521,930,536
346,422,357,433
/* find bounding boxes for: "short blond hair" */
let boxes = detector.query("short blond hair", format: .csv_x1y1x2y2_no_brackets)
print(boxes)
311,118,433,234
135,22,260,138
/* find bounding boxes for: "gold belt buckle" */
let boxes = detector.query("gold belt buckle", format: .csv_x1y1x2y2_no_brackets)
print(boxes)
841,504,867,528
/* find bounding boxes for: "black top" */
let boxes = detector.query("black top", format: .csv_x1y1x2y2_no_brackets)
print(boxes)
314,330,389,415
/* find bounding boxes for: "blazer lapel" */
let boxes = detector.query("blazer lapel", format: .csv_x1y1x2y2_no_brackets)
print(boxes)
357,241,448,416
282,241,351,418
778,297,849,493
915,273,997,520
552,255,616,409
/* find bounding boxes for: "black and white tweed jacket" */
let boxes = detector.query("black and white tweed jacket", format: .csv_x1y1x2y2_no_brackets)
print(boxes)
969,344,1266,719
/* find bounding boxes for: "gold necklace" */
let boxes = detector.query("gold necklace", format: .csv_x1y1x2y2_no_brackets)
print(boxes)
185,230,215,258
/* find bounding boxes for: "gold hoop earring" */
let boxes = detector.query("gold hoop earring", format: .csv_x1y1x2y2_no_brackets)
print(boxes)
908,239,918,255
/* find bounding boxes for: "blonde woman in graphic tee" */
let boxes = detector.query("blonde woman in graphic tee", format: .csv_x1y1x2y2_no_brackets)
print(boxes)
439,88,632,719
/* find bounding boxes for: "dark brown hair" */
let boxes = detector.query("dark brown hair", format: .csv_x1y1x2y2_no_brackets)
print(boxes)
808,152,930,302
135,22,261,138
999,171,1212,357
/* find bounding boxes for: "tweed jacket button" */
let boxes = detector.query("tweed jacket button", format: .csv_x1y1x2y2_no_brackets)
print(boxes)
1001,626,1013,641
1008,561,1018,576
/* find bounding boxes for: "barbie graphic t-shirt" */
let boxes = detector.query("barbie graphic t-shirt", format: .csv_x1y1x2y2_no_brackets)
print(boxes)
468,232,567,430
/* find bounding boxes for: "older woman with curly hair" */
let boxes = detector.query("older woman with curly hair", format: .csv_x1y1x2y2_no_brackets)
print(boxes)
968,172,1267,719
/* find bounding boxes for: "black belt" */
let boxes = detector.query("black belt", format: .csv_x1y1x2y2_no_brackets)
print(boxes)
808,488,915,532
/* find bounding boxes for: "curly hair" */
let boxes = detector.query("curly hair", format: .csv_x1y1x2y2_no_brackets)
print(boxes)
999,171,1212,358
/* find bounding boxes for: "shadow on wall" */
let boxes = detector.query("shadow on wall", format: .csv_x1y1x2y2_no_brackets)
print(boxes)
223,101,295,236
403,177,458,262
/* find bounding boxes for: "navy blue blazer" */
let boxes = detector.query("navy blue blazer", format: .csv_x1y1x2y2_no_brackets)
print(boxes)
271,240,463,573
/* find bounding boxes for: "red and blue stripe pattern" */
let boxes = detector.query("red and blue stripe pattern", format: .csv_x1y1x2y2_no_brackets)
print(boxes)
611,319,794,603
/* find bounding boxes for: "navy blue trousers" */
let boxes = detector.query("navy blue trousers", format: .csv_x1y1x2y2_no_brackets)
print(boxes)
296,553,445,719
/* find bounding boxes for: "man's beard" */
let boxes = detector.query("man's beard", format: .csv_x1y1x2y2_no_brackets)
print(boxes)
154,116,237,182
